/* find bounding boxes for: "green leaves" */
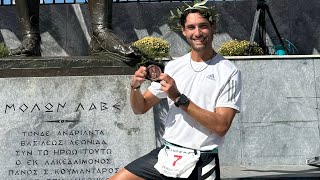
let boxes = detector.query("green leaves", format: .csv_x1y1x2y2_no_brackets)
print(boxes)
167,1,218,32
219,40,264,56
132,36,170,66
192,0,209,10
0,43,9,58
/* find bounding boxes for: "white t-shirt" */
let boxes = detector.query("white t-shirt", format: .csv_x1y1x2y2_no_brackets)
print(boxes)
148,52,241,151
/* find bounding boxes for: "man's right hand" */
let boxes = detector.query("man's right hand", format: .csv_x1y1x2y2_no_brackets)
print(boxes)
130,66,147,89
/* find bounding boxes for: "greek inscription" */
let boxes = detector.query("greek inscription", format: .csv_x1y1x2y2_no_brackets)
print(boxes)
101,102,108,111
45,103,54,112
31,104,40,112
69,139,107,146
8,169,38,176
53,167,119,175
16,150,33,156
19,104,28,112
4,102,123,114
89,103,97,111
20,140,64,146
27,160,38,165
82,148,111,155
75,103,85,112
4,102,67,114
5,104,15,113
37,149,49,156
8,127,119,179
53,148,111,155
44,158,111,165
57,102,66,112
22,131,50,137
57,130,104,136
112,102,121,110
53,149,78,156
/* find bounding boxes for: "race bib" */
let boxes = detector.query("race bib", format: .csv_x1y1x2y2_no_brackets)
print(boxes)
154,145,200,178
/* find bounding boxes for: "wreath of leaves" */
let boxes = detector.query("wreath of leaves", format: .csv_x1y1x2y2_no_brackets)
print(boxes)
168,0,219,31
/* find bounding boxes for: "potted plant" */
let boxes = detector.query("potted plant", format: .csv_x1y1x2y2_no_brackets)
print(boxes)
132,36,171,65
132,36,171,81
218,40,264,56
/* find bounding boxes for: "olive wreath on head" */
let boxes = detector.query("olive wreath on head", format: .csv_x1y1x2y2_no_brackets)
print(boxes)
168,0,219,31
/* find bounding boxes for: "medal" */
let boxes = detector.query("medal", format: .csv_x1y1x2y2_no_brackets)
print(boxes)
146,64,162,81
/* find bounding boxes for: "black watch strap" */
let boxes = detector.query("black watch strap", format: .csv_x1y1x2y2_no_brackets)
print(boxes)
174,94,190,107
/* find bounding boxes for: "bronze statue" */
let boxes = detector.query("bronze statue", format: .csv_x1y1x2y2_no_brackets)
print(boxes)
9,0,140,61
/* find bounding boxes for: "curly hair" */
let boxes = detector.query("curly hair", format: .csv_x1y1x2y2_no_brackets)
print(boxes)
167,0,218,31
180,8,216,28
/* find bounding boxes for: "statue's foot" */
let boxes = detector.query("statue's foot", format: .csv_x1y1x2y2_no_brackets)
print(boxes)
9,36,41,56
89,27,141,65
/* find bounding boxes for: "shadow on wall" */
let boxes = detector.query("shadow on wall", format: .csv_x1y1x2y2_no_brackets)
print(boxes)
214,0,319,55
0,0,319,56
0,4,91,56
153,99,168,147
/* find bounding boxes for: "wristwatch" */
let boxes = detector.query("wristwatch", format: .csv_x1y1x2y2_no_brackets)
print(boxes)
174,94,190,107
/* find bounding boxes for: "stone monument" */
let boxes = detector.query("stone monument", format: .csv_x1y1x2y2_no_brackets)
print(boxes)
0,57,156,180
9,0,140,66
0,1,156,179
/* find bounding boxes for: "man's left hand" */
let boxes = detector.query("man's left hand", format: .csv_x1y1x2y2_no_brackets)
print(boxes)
158,73,181,102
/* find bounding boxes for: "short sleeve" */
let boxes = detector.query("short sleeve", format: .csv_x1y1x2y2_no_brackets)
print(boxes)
148,82,168,99
216,69,241,112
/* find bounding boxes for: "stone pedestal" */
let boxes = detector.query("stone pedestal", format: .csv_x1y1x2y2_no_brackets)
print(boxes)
0,56,156,180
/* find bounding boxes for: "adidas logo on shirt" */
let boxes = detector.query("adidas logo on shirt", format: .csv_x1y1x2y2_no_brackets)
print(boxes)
206,74,215,80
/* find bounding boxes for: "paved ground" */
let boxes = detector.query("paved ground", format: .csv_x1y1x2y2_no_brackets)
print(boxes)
220,165,320,179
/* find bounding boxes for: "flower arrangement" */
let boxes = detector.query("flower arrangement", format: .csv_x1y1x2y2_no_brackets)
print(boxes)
218,40,264,56
132,36,170,66
0,43,9,58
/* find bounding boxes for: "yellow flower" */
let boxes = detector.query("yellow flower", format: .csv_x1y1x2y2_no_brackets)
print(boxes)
218,40,264,56
133,36,170,60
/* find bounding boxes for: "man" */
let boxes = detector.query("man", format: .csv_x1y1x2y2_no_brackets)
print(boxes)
110,2,241,180
9,0,139,60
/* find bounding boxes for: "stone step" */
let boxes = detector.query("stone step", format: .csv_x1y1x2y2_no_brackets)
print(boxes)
0,56,135,78
221,165,320,179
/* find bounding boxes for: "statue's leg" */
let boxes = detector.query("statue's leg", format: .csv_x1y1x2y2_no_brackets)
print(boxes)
9,0,41,56
88,0,140,59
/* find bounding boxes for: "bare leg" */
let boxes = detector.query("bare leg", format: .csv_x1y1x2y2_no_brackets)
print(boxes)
108,168,144,180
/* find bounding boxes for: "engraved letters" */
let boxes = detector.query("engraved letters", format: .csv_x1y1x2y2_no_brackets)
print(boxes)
4,102,122,114
9,129,119,179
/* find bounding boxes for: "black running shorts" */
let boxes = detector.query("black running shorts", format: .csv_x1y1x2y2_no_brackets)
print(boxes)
125,146,220,180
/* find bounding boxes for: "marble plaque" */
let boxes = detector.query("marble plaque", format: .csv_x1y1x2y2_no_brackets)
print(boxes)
0,75,156,180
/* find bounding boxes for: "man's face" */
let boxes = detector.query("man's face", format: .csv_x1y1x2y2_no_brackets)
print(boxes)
182,12,215,53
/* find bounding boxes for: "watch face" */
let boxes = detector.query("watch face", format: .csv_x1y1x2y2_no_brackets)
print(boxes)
175,94,189,107
179,94,189,104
